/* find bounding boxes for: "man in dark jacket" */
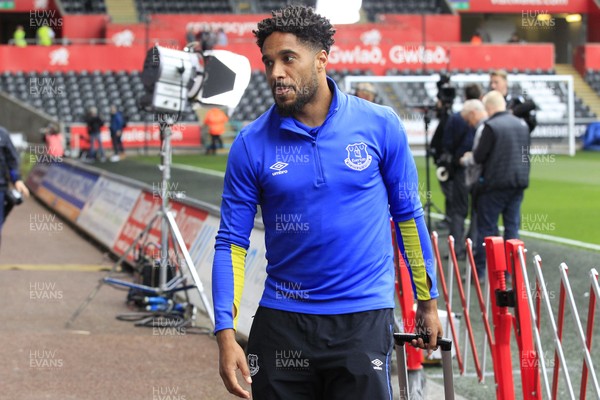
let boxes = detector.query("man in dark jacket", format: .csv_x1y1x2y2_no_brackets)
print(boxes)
0,126,30,245
109,105,125,162
469,90,530,279
85,106,105,162
441,83,482,259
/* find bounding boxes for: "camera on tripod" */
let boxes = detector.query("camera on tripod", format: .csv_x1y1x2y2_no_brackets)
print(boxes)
436,74,456,114
432,74,457,182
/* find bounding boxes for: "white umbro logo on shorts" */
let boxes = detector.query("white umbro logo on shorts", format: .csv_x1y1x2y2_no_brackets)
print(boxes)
371,359,384,370
270,162,289,176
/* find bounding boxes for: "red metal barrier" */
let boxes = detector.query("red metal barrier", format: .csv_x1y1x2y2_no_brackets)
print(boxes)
432,232,464,374
581,269,599,398
485,236,516,400
552,269,567,400
447,236,483,381
505,240,542,400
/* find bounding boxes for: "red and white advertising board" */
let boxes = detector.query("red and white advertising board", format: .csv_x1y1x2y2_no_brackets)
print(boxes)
69,124,202,153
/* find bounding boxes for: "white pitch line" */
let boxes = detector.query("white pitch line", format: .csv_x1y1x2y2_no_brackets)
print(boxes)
428,212,600,252
172,163,226,178
167,167,600,252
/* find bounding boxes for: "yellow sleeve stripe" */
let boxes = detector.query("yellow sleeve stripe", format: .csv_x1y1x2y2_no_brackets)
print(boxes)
231,244,246,330
397,219,431,301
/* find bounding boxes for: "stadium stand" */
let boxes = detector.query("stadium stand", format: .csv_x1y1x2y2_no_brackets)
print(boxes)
362,0,450,18
61,0,107,14
253,0,317,13
585,69,600,97
135,0,233,15
0,66,594,126
0,70,196,123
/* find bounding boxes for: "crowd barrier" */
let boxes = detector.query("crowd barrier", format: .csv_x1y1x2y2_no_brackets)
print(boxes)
401,231,600,399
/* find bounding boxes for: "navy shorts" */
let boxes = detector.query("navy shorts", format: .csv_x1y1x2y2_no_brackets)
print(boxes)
246,306,395,400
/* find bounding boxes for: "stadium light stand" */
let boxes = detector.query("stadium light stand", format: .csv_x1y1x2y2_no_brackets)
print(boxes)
316,0,361,24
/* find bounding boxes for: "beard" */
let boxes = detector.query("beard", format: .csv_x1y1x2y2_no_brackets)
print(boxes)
272,68,319,117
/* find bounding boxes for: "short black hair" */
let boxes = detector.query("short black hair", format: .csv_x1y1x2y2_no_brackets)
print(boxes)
253,5,336,53
465,83,482,100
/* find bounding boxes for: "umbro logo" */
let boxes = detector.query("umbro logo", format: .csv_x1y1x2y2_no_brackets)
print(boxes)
371,359,383,370
270,162,289,176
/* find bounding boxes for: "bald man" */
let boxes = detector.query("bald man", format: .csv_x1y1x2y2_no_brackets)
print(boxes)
470,90,530,279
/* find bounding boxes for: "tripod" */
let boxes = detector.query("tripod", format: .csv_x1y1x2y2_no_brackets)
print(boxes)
66,116,215,331
421,107,445,232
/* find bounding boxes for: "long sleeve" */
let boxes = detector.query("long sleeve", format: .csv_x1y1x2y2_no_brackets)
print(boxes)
380,111,438,300
212,133,259,333
2,130,21,183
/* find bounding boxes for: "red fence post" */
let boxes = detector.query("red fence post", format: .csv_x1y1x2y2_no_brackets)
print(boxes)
505,239,542,400
485,236,515,400
580,269,599,398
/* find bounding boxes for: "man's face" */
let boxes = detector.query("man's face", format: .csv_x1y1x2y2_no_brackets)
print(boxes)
356,89,375,102
462,110,474,127
261,32,321,117
489,75,507,97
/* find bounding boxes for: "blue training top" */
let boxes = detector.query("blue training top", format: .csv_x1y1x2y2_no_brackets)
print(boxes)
212,77,438,333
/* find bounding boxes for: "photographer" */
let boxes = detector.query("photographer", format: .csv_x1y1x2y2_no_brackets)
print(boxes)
0,125,29,246
429,74,456,229
441,84,482,259
490,69,537,132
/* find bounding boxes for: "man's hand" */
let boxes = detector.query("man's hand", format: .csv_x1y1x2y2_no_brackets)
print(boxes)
14,180,30,198
412,298,443,353
459,151,472,167
216,329,252,399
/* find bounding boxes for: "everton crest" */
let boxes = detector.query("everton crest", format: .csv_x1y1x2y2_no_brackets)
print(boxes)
344,142,372,171
248,353,260,376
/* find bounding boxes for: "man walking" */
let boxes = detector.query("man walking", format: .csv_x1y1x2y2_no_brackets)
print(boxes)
212,5,442,399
